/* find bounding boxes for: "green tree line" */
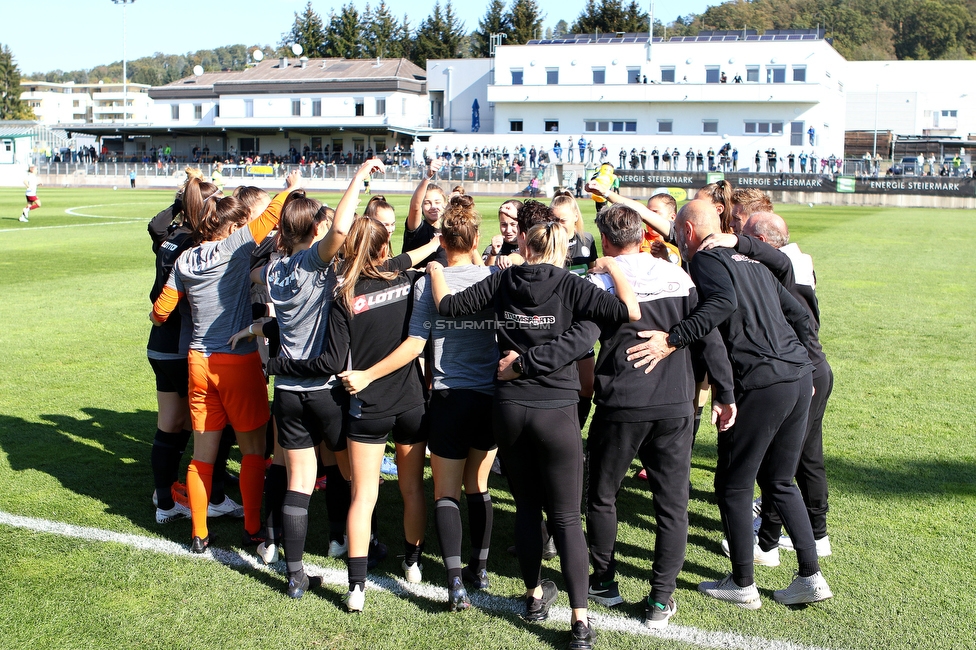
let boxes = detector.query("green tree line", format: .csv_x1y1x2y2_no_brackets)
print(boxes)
15,0,976,93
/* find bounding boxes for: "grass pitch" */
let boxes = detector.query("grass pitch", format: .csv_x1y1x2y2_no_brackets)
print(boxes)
0,187,974,649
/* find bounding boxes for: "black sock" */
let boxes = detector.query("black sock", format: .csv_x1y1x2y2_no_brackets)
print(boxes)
150,429,190,510
465,491,493,572
434,497,463,582
577,396,593,429
324,465,350,542
211,425,235,504
281,490,310,578
798,559,820,578
264,463,287,543
404,540,424,567
348,556,368,591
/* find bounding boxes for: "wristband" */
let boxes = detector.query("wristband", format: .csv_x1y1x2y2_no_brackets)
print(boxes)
248,324,255,336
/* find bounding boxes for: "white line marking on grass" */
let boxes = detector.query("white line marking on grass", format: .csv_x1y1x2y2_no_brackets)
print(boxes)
0,510,835,650
65,203,159,219
0,220,143,233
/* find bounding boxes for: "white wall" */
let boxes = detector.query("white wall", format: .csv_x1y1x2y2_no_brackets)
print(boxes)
427,59,493,133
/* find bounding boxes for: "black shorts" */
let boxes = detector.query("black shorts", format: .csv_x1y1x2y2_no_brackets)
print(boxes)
148,357,189,397
273,384,347,452
427,389,496,460
346,403,428,446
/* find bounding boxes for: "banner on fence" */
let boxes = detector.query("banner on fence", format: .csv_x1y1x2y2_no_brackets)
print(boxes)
617,170,976,197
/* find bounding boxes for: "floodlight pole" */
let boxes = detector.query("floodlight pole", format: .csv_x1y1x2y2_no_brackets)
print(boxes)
647,0,654,61
113,0,135,127
872,83,879,159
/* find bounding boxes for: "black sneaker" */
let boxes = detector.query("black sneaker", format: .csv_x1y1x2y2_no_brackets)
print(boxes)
286,572,322,600
367,537,388,569
190,535,212,554
447,576,471,612
587,578,623,607
523,579,558,621
461,566,490,590
542,536,558,561
568,619,597,650
643,596,677,629
241,529,266,547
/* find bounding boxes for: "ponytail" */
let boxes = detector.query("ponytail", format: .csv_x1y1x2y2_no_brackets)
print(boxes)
338,217,397,314
525,221,569,266
441,194,480,253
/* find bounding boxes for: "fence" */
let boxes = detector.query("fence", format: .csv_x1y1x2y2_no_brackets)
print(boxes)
33,161,549,187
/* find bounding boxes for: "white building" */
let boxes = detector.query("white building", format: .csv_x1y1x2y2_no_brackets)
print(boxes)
846,60,976,138
427,32,848,167
120,56,433,161
19,80,152,125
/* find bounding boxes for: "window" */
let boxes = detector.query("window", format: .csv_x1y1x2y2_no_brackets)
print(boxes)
746,66,759,82
510,120,523,132
511,69,523,85
312,100,321,117
627,67,641,84
661,67,675,83
545,120,559,132
703,120,718,134
72,100,80,108
791,121,804,146
745,121,784,135
584,121,610,132
943,109,958,117
194,104,202,120
658,120,673,134
592,68,606,84
793,66,806,82
705,67,721,84
376,99,386,115
546,68,559,85
355,99,364,116
244,99,253,117
214,105,219,118
291,100,301,116
171,104,179,120
611,121,637,132
767,67,786,83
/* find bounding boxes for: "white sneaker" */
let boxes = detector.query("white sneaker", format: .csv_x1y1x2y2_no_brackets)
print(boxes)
402,561,423,584
778,534,832,557
345,584,365,612
720,536,780,566
208,496,244,518
155,502,190,524
698,574,761,609
257,541,279,564
19,214,29,222
328,536,348,558
773,571,833,605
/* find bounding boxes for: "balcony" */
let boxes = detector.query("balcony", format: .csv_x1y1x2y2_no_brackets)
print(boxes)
487,82,827,105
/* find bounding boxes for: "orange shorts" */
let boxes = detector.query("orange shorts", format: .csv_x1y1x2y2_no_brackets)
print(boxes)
188,350,269,432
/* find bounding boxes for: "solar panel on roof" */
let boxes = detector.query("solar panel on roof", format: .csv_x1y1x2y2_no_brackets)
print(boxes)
759,35,775,41
596,38,613,43
527,40,541,44
744,35,760,40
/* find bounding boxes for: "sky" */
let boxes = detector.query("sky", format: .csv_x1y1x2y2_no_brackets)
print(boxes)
3,0,714,75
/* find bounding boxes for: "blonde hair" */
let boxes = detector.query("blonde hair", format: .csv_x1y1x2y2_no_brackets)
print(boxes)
525,221,569,266
550,193,585,237
338,217,397,314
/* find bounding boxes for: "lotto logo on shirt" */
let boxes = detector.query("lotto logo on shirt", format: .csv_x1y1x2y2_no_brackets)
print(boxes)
352,285,411,314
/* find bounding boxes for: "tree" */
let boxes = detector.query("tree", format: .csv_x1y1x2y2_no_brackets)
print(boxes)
412,1,466,67
571,0,642,34
471,0,511,57
280,2,327,58
1,45,35,120
364,2,405,58
508,0,546,44
554,19,571,37
324,4,364,59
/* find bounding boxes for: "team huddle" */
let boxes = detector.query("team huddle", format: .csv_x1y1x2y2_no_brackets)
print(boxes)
145,159,833,650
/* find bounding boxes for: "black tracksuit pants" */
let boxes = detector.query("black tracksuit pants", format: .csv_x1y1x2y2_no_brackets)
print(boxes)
494,401,589,609
716,374,818,584
758,362,833,546
586,414,693,604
